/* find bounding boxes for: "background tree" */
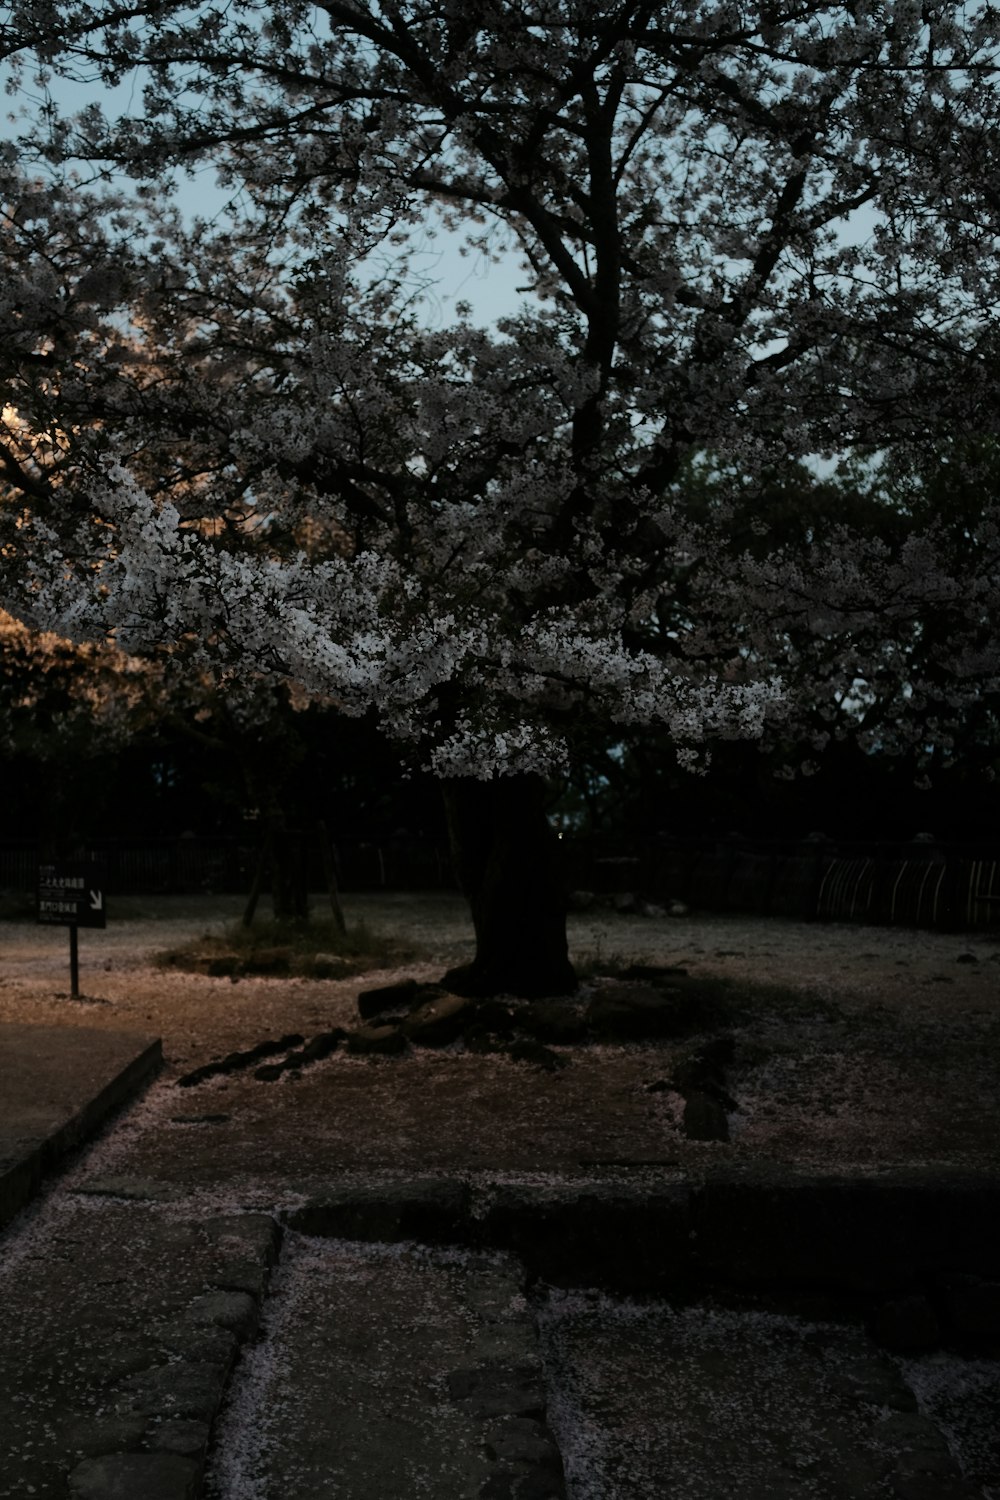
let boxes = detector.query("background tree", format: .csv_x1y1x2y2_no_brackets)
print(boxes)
2,1,1000,993
642,446,1000,790
0,609,158,856
556,451,1000,847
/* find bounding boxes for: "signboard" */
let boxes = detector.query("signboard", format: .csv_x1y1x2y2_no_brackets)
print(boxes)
37,866,107,929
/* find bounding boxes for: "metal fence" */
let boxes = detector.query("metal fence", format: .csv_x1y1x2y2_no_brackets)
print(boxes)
571,836,1000,932
2,834,998,930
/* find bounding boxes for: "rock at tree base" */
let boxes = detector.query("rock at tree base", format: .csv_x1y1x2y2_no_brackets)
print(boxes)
176,1033,304,1087
297,1029,345,1062
403,992,474,1045
472,998,517,1034
505,1040,568,1072
439,960,577,1000
255,1028,347,1079
516,1001,589,1045
346,1024,407,1056
357,978,424,1020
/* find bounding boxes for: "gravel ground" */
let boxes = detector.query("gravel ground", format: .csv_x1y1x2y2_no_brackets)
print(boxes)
1,889,997,1043
1,892,997,1172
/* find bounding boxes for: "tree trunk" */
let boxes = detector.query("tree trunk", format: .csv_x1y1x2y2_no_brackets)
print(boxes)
244,815,309,924
269,821,308,921
440,774,577,998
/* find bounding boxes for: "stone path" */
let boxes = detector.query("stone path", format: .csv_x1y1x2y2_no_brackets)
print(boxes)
1,1019,998,1499
2,1171,999,1498
0,1187,278,1499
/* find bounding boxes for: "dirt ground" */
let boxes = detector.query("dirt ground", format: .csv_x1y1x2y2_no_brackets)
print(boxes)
1,892,997,1187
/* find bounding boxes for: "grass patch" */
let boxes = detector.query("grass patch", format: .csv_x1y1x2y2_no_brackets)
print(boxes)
157,914,424,979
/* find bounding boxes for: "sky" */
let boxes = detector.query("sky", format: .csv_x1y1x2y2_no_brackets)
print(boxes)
4,61,530,330
5,32,891,341
3,48,880,489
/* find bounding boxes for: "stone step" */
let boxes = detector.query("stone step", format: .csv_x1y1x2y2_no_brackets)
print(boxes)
203,1234,568,1500
285,1173,1000,1341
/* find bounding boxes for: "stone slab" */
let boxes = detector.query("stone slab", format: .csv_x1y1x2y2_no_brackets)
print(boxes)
478,1181,692,1292
0,1023,162,1229
204,1235,567,1499
539,1292,986,1500
67,1451,200,1500
481,1167,1000,1303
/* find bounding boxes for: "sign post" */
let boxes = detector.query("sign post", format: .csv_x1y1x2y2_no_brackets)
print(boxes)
37,866,107,998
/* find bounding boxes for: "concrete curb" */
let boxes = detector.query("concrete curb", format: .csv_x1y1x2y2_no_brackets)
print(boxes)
285,1168,1000,1344
0,1027,162,1230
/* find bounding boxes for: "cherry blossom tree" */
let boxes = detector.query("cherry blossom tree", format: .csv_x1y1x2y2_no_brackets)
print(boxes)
2,1,1000,993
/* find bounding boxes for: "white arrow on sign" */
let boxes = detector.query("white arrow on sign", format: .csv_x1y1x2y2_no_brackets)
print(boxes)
89,890,103,911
